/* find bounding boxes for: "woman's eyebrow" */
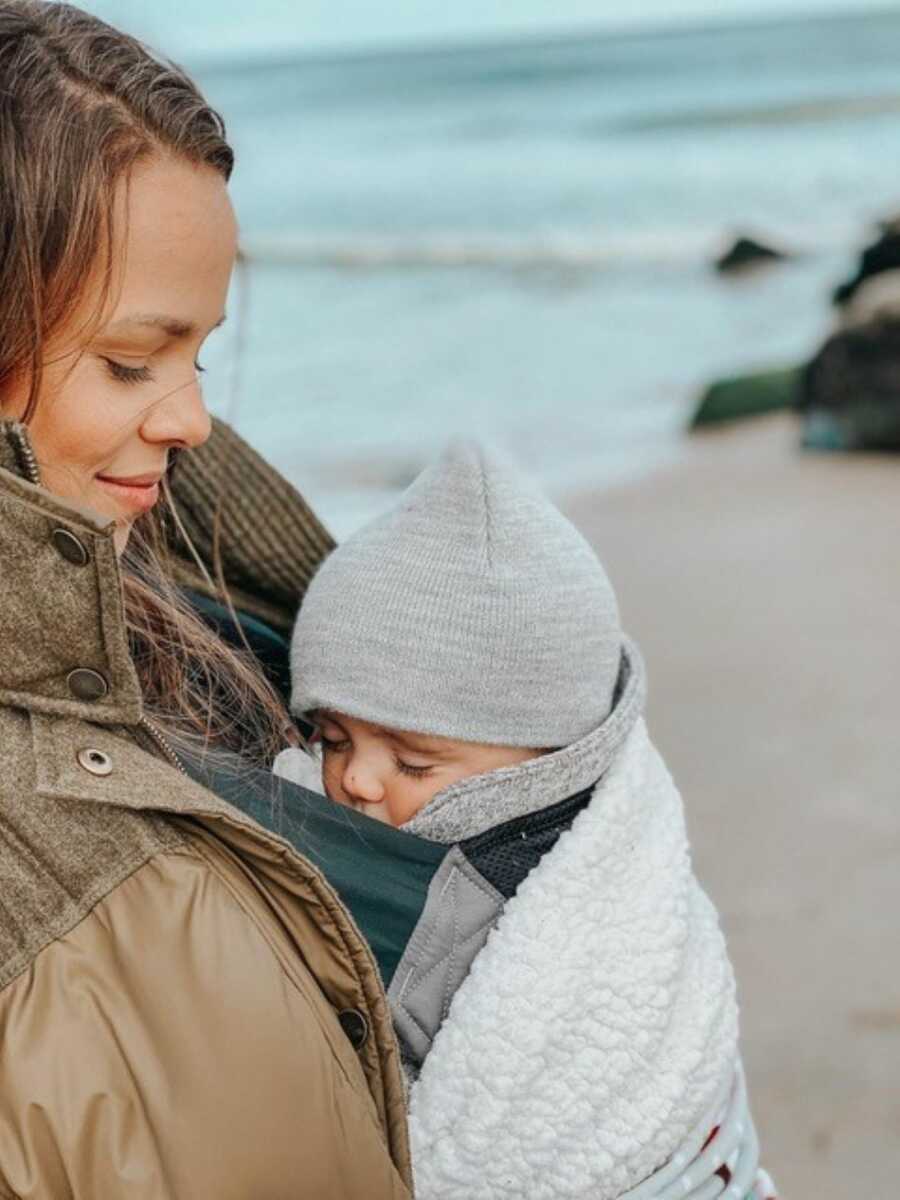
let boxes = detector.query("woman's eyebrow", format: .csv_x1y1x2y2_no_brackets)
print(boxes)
103,312,227,338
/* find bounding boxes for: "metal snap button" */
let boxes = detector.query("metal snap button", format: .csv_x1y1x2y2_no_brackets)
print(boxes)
337,1008,369,1051
51,527,90,566
76,748,113,777
66,668,109,702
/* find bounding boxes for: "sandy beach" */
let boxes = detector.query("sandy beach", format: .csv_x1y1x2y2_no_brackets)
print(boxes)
566,413,899,1198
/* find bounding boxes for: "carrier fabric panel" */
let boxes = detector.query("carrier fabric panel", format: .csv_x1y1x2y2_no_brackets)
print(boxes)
198,760,446,987
182,589,447,983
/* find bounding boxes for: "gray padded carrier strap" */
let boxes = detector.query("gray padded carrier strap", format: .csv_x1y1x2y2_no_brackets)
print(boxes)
387,847,503,1067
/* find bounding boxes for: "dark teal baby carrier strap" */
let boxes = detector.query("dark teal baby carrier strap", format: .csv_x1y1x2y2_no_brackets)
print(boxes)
193,760,446,988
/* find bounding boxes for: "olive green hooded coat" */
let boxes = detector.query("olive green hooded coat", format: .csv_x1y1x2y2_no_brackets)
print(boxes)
0,420,412,1199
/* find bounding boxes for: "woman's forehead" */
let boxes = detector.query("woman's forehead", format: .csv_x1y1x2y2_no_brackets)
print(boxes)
102,157,237,333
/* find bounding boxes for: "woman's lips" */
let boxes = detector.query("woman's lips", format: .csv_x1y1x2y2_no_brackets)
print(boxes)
94,473,162,514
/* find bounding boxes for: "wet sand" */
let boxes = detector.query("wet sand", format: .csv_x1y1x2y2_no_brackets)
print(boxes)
566,414,900,1200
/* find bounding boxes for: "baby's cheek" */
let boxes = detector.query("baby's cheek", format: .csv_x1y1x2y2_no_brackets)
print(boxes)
388,779,442,826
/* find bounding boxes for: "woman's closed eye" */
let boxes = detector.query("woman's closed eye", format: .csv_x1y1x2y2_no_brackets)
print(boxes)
102,357,207,386
103,357,154,385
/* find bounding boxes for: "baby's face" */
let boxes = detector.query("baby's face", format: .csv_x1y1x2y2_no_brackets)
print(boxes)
313,710,542,827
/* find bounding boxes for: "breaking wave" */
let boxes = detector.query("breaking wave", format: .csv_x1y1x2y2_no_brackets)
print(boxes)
240,223,854,271
613,92,900,134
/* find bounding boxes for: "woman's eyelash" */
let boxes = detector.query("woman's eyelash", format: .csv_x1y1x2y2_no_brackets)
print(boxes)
103,358,153,385
102,358,207,384
319,734,350,753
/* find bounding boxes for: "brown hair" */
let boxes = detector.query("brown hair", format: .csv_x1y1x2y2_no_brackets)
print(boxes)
0,0,291,763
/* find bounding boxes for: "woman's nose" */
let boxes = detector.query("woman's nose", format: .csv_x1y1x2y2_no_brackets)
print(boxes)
342,761,385,804
140,376,212,450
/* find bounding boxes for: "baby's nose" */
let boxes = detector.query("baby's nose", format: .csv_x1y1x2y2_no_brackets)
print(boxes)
343,763,385,805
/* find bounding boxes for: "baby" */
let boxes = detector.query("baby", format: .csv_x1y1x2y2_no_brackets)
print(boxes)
286,438,622,827
278,441,773,1200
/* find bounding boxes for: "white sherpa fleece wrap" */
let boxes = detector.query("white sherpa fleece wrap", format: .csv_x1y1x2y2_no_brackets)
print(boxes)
408,719,739,1200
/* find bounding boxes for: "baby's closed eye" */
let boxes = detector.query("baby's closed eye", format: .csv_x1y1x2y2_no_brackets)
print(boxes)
393,756,434,779
317,732,350,752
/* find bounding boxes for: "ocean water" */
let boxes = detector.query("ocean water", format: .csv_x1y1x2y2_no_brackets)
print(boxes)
192,9,900,536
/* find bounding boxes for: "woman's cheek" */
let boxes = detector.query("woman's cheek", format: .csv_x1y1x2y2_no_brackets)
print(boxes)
30,367,121,476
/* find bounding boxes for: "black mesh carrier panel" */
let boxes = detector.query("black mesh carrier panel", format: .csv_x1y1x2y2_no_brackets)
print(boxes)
459,784,595,900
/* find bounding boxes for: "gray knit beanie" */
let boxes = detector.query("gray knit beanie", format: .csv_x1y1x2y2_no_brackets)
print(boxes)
290,441,622,748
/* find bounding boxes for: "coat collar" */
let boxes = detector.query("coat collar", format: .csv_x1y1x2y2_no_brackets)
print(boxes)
0,421,143,725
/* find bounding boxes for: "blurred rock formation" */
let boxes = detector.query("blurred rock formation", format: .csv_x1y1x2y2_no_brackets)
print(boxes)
832,220,900,307
798,316,900,450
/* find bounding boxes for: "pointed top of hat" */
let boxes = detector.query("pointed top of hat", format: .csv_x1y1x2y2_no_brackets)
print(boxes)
378,437,580,573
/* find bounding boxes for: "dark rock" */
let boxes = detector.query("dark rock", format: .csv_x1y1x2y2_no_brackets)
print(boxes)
832,226,900,306
714,235,788,274
798,317,900,451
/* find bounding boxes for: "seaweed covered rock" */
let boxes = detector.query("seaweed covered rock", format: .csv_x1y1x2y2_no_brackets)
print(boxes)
799,317,900,451
691,366,800,428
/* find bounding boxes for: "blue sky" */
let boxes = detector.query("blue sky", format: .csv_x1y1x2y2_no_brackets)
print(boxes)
86,0,895,59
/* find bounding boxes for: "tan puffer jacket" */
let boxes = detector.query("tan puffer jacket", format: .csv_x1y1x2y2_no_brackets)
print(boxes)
0,421,412,1200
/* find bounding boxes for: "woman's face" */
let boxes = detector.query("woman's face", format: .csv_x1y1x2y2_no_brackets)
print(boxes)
1,154,237,554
